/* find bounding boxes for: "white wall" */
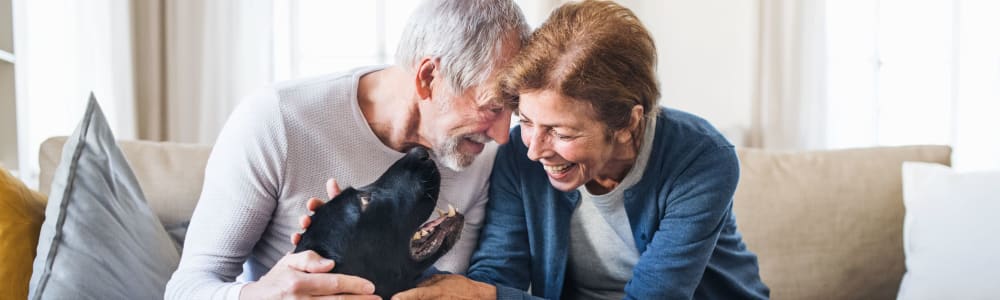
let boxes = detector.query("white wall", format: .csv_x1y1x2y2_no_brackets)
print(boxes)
625,0,759,145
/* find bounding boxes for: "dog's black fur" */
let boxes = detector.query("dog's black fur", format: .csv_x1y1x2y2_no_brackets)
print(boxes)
293,147,464,298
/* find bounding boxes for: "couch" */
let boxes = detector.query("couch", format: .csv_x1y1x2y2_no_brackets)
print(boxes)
34,137,951,299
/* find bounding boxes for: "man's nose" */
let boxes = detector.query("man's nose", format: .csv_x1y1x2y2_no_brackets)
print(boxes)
486,111,512,145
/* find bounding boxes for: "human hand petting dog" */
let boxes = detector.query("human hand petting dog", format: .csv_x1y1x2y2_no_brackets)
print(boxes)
293,179,496,300
240,251,377,300
240,179,378,300
289,178,341,246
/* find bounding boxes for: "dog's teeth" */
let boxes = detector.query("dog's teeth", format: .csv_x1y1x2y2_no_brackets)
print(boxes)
436,208,447,217
421,229,430,236
447,205,456,217
412,232,421,241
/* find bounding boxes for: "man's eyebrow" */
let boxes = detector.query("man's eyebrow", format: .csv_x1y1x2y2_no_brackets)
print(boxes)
478,92,506,108
478,99,503,109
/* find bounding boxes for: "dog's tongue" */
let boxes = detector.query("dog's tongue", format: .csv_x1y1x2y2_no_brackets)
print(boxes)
423,204,457,229
412,204,460,241
420,215,448,231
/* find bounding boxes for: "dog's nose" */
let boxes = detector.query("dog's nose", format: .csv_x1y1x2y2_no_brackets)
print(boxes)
409,147,430,161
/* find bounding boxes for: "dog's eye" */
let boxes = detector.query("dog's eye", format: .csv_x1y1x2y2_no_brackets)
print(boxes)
359,195,371,212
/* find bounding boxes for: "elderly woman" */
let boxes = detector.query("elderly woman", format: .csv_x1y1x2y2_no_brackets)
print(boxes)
394,1,770,299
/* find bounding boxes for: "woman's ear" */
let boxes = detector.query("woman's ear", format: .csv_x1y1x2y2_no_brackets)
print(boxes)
616,105,645,144
415,58,437,100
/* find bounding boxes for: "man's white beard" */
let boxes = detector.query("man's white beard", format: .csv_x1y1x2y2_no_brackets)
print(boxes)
432,133,492,171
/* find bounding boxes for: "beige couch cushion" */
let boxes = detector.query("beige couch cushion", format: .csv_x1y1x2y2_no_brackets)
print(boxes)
734,145,951,300
39,137,211,226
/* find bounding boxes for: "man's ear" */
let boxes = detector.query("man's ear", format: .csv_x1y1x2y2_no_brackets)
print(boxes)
415,57,438,100
615,105,645,144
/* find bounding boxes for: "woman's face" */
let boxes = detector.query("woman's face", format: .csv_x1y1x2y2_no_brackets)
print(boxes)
517,90,635,192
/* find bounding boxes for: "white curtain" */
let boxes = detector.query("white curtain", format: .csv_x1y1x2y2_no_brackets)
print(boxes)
750,0,827,150
162,0,273,144
124,0,275,144
951,0,1000,171
16,0,274,187
15,0,137,187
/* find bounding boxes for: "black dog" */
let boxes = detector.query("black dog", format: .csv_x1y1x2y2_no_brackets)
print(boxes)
294,147,464,298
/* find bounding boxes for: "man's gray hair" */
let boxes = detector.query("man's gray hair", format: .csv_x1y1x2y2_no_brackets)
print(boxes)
395,0,531,92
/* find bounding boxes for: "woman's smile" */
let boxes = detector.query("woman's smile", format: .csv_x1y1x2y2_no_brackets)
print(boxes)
543,162,577,178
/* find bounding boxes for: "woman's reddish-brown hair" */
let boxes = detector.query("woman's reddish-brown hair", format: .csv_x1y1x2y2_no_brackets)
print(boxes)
498,0,659,133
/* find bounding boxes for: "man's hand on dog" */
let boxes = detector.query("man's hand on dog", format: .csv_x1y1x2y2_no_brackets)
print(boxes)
290,179,341,246
293,179,497,300
241,251,378,299
240,180,379,300
391,274,496,300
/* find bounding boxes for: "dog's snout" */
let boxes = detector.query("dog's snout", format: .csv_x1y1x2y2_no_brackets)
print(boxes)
408,147,430,161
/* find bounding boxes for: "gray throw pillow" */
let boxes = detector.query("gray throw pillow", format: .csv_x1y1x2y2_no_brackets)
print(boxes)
164,220,191,253
28,94,180,299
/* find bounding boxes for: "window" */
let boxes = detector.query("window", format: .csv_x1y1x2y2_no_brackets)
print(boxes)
272,0,421,81
825,0,1000,170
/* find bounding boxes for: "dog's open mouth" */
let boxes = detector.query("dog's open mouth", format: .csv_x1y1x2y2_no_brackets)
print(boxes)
409,204,464,261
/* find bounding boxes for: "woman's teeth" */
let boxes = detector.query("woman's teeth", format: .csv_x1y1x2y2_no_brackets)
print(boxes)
544,163,573,174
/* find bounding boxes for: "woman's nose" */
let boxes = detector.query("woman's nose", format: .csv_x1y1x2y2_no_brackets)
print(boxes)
524,128,548,161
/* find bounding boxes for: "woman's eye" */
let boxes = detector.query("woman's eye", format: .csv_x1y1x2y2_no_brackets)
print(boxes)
550,130,574,141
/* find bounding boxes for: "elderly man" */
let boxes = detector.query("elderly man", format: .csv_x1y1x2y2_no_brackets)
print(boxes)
165,1,530,299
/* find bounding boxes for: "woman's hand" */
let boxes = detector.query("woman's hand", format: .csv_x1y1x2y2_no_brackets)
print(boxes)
391,274,496,300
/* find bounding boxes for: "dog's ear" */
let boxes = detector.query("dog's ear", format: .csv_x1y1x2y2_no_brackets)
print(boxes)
358,191,371,212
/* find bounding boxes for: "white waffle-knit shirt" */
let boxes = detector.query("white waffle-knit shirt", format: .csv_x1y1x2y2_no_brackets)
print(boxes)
165,66,498,299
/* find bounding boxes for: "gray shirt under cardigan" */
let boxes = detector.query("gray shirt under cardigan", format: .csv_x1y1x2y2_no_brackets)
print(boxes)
566,116,656,300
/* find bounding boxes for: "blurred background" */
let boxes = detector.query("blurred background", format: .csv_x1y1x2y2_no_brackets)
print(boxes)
1,0,997,188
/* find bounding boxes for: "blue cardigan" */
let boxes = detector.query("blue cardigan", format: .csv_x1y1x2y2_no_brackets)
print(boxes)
465,107,770,299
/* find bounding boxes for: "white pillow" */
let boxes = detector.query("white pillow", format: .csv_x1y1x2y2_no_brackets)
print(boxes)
897,162,1000,300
